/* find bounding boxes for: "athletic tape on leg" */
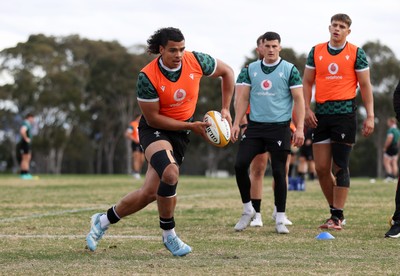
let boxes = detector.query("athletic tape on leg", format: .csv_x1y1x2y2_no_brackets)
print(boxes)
158,181,177,197
332,143,352,187
150,150,177,178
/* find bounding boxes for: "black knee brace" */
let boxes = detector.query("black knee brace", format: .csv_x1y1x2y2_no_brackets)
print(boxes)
332,143,352,187
150,150,177,178
158,180,177,197
335,168,350,187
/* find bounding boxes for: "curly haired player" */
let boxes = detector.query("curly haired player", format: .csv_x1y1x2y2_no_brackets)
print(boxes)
85,27,234,256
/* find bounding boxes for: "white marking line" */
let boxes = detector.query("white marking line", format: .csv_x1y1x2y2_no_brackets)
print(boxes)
0,234,159,240
0,206,109,223
0,190,242,223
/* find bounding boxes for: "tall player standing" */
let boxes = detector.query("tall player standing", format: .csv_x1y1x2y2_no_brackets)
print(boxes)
303,13,374,230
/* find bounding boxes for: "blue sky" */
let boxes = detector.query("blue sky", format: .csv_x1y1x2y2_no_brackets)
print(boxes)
1,0,399,75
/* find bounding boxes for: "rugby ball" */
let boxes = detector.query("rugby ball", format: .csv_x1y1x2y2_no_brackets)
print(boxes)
203,110,231,147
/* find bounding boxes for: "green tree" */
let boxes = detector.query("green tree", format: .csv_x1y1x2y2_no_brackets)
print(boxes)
0,35,153,174
1,34,88,173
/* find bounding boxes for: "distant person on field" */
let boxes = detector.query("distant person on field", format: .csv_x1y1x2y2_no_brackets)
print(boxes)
85,27,234,256
383,117,400,183
303,13,374,230
386,80,400,238
232,31,305,234
297,127,316,182
125,114,145,179
17,113,35,180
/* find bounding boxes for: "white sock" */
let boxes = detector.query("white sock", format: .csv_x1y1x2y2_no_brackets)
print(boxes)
275,212,286,224
243,202,254,214
99,214,110,229
162,228,176,241
273,206,277,215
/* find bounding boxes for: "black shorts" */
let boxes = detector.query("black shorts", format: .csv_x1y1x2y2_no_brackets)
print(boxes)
299,145,313,160
131,141,143,153
138,117,190,165
386,144,399,156
313,113,357,144
240,121,292,153
18,140,31,154
16,140,31,163
236,122,291,175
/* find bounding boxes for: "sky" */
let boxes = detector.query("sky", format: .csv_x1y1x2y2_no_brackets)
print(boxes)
1,0,400,76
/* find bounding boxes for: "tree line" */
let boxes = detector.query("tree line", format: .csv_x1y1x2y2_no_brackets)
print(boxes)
0,34,399,177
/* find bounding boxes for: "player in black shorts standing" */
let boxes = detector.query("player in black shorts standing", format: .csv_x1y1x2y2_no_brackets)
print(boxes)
297,127,316,183
232,32,305,234
303,14,374,230
125,114,145,179
382,117,400,183
17,113,35,180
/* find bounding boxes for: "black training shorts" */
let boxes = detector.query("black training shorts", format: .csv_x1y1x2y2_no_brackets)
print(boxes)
239,121,292,154
138,117,190,165
386,144,399,156
131,141,143,153
313,113,357,144
18,140,31,154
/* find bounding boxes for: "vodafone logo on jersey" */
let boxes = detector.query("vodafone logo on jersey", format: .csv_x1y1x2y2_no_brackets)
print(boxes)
173,89,186,101
261,79,272,91
328,63,339,75
326,62,343,80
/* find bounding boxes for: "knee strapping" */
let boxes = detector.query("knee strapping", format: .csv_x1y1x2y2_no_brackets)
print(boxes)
335,169,350,187
332,143,352,169
332,143,352,187
158,181,177,197
150,150,177,178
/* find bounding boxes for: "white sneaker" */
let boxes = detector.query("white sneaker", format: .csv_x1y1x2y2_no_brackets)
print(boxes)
272,212,293,226
250,213,263,227
234,209,256,231
275,222,290,234
86,213,108,251
384,176,395,183
132,173,141,179
163,235,192,256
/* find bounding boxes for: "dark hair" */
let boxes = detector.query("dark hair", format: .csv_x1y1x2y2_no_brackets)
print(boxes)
260,32,281,43
146,27,185,55
331,13,352,27
25,113,34,119
256,35,263,46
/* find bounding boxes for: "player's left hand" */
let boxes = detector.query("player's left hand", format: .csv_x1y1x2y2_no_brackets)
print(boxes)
362,116,374,137
292,129,305,148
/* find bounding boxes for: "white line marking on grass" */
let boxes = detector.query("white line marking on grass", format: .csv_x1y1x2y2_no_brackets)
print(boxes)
0,234,159,240
0,189,249,223
0,206,109,223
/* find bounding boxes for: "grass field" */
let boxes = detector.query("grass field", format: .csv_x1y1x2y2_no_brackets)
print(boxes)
0,174,399,275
